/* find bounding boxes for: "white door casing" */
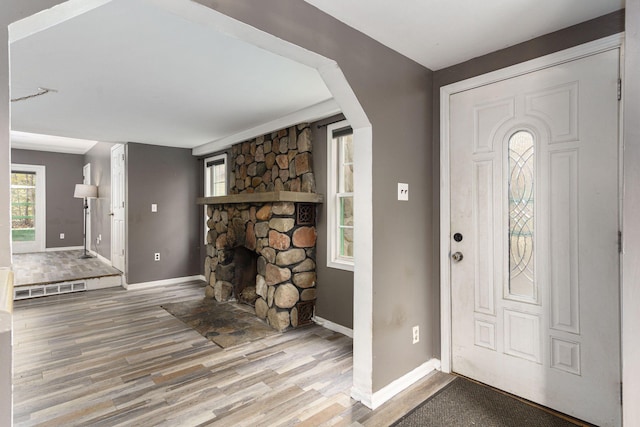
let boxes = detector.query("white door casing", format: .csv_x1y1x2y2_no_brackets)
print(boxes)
83,163,92,254
443,39,622,427
111,144,125,272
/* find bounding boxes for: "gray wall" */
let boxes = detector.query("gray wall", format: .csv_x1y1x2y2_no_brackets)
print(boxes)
206,0,435,391
11,149,84,248
430,10,625,356
623,2,640,425
433,10,624,89
312,114,354,329
127,143,201,284
85,142,116,260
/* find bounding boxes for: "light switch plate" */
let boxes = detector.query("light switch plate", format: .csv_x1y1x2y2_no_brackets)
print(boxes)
151,203,158,212
398,183,409,201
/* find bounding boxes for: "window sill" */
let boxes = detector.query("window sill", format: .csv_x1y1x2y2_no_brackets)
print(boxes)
327,259,354,272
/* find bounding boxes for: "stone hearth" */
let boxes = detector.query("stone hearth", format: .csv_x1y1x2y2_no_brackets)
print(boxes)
198,124,323,332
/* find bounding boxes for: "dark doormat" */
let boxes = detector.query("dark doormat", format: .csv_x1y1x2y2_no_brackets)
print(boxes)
161,298,278,349
392,377,588,427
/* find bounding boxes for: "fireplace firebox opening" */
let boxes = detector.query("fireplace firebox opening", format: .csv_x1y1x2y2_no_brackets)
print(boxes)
233,246,259,305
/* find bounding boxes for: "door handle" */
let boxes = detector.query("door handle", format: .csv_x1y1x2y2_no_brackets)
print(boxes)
109,212,115,216
452,252,464,263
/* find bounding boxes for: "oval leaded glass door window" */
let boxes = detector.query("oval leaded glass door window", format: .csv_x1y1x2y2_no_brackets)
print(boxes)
508,130,535,301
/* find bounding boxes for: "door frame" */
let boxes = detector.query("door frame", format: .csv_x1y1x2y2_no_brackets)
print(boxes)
10,163,46,253
440,33,624,374
110,143,126,274
83,163,92,254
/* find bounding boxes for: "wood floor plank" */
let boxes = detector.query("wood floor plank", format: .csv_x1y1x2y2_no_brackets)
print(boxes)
13,281,453,426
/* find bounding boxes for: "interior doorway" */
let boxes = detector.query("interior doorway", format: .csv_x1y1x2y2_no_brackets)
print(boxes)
5,0,375,408
111,144,125,273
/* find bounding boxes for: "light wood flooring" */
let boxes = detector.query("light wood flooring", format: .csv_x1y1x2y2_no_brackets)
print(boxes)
12,280,454,426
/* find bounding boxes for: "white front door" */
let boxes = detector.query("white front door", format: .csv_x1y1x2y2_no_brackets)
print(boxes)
449,48,621,426
111,144,125,272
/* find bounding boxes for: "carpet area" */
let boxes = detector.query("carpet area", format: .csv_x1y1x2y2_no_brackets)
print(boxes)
392,377,583,427
161,298,279,348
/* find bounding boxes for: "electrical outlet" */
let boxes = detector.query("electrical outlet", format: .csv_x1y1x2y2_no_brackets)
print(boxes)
398,183,409,201
154,252,160,261
151,203,157,212
59,233,65,239
412,325,419,344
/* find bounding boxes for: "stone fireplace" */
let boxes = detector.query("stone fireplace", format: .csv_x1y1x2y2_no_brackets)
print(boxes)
198,124,323,332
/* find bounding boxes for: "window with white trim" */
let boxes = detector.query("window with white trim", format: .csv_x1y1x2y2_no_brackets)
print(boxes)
327,121,354,271
204,154,227,198
204,154,226,243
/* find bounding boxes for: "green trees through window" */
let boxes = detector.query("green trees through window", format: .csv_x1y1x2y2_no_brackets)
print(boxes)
11,171,37,242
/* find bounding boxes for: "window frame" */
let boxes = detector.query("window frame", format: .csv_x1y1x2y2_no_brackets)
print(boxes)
203,153,227,244
204,154,227,198
326,120,354,271
10,163,46,253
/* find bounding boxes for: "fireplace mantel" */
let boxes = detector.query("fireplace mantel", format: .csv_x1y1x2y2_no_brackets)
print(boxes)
197,191,323,205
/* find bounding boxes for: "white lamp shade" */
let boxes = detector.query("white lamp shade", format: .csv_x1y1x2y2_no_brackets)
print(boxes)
74,184,98,199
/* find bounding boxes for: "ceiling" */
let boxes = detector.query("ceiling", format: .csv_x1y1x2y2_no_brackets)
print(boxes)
9,0,625,154
10,0,333,152
303,0,624,70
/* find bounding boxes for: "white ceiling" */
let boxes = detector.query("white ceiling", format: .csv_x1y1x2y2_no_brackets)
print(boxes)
10,0,333,152
303,0,624,70
9,0,625,154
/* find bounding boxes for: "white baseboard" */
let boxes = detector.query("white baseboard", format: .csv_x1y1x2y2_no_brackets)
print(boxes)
45,246,83,252
354,358,442,410
313,316,353,338
125,275,206,290
350,385,372,409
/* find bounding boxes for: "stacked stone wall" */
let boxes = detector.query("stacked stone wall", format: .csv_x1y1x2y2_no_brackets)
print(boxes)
229,124,315,194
